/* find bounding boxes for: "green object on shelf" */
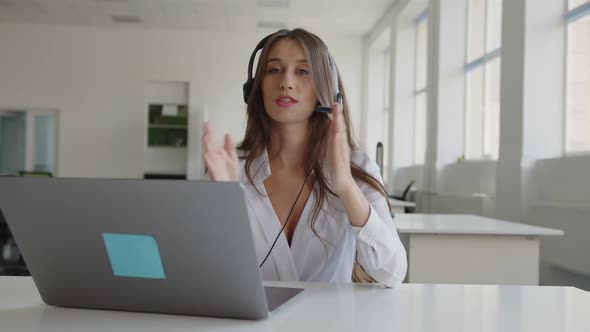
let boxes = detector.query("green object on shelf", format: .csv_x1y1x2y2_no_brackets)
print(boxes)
148,128,187,147
18,171,53,177
147,104,188,147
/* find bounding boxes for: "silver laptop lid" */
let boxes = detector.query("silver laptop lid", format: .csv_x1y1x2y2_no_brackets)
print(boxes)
0,177,270,320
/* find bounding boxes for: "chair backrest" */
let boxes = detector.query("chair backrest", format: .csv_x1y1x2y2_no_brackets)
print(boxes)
390,180,416,201
375,142,384,176
400,180,416,201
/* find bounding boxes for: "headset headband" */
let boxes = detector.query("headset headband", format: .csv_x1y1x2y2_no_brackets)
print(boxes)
243,32,342,113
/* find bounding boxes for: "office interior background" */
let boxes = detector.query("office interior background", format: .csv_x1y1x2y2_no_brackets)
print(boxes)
0,0,589,290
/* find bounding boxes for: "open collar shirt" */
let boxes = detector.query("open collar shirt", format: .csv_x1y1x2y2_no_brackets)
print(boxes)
240,149,407,287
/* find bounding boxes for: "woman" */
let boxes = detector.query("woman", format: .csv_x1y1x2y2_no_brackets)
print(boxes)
201,28,407,287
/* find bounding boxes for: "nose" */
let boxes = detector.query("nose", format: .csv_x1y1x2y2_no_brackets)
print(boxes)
279,72,294,91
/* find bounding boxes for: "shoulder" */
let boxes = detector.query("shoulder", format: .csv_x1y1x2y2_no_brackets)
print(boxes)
237,149,251,174
235,149,248,182
350,150,386,201
237,149,269,187
350,150,381,178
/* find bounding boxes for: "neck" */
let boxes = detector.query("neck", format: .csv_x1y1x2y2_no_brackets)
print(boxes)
267,122,309,172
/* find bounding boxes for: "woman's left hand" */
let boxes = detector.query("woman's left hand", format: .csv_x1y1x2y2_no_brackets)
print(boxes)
326,103,355,196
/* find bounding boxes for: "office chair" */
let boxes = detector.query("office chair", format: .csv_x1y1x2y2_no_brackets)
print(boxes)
388,180,416,213
376,142,384,177
389,180,415,201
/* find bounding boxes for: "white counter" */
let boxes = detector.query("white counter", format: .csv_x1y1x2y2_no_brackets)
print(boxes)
0,277,588,332
394,214,564,285
395,214,564,236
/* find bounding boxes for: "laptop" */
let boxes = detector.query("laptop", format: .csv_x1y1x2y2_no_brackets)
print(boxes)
0,177,303,320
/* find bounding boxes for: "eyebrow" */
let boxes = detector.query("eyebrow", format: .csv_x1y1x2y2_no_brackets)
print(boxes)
266,58,308,64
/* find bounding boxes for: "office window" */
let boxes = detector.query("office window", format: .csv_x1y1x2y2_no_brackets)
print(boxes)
465,0,502,160
366,27,390,175
0,110,57,176
570,0,590,9
565,1,590,154
414,10,428,165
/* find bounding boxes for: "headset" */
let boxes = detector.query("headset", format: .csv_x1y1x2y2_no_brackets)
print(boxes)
242,32,343,113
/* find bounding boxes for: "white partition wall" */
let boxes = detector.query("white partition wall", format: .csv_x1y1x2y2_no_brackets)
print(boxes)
0,25,362,179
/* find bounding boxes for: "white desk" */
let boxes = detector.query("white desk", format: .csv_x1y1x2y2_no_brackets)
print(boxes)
395,214,564,285
388,198,416,214
1,277,588,332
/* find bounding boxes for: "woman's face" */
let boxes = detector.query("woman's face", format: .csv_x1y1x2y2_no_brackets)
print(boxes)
261,38,318,125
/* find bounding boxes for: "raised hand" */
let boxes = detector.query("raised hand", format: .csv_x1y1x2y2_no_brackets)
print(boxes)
325,103,355,196
201,122,240,182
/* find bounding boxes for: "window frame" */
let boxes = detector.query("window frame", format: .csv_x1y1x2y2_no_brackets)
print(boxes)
464,0,502,160
413,8,428,165
563,0,590,156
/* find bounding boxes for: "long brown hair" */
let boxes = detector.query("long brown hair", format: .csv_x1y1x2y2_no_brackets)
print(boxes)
237,28,389,283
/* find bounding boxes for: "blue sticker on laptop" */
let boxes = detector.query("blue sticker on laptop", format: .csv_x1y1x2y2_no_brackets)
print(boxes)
102,233,166,279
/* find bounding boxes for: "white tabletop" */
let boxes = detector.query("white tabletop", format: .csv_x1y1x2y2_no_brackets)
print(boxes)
395,214,564,236
388,197,416,207
1,277,588,332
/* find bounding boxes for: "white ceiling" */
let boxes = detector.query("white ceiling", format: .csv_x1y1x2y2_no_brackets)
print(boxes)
0,0,396,36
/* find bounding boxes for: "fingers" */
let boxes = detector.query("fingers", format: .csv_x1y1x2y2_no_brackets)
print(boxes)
203,152,217,179
333,103,342,133
202,122,221,180
329,103,343,137
201,122,239,181
201,121,211,153
202,121,221,154
224,134,238,164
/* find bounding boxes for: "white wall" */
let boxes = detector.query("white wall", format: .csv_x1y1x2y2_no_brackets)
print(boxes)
529,155,590,286
438,161,496,195
534,155,590,204
144,148,187,175
0,24,362,178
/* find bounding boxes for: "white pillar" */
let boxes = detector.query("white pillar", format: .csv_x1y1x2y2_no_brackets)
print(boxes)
495,0,565,221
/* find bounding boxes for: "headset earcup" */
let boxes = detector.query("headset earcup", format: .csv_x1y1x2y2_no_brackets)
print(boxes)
314,104,332,113
243,81,251,104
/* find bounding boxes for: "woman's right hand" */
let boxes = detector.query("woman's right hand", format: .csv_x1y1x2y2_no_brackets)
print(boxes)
201,122,240,182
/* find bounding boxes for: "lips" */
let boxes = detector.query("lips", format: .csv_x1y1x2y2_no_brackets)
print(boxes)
275,95,299,108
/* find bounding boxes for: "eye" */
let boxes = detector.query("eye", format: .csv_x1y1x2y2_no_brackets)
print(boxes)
267,67,281,74
297,68,309,75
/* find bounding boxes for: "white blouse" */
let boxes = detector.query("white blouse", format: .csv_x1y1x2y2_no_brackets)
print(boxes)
239,149,407,288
